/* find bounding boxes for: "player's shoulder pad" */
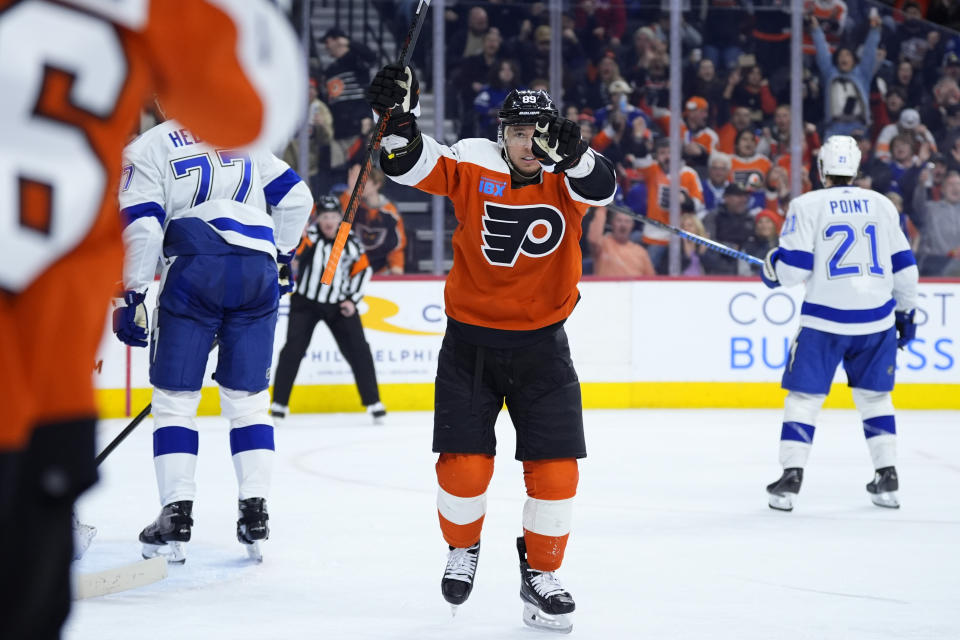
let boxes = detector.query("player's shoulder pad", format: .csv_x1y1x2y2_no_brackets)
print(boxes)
124,120,181,156
449,138,508,173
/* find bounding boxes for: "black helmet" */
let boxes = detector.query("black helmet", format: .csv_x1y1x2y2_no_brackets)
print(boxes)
316,194,341,214
497,89,558,128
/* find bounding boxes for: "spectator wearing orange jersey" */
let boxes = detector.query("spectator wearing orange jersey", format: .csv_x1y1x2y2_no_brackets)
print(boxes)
341,162,407,274
731,129,772,208
717,106,753,154
623,137,705,272
586,205,655,276
652,96,719,169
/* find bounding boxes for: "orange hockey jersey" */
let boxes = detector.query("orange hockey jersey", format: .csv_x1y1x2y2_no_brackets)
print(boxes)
654,113,719,157
731,153,773,191
0,0,304,450
384,136,614,331
624,162,705,245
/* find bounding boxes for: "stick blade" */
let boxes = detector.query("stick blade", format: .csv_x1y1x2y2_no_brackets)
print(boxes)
73,556,168,599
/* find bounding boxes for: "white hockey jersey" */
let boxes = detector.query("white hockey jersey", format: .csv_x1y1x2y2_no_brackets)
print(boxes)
773,185,919,335
118,120,313,291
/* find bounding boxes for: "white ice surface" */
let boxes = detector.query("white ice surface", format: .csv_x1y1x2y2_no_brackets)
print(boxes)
66,409,960,640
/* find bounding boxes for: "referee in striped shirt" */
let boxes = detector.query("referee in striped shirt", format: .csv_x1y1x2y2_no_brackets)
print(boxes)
271,195,386,423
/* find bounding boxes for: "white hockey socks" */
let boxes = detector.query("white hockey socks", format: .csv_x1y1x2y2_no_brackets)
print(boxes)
222,388,274,500
853,389,897,469
151,388,202,505
778,391,825,469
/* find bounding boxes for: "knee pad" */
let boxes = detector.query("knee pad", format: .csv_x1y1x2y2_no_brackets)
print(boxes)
151,388,201,428
783,391,826,426
436,453,495,499
522,458,579,500
220,387,270,423
851,388,894,421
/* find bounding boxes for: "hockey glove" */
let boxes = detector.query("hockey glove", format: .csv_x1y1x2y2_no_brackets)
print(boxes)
532,115,588,173
112,290,148,348
278,250,296,296
366,64,419,117
895,309,917,349
381,112,422,158
761,247,781,289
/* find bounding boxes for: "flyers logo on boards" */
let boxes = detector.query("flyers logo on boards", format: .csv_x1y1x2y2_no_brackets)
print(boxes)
480,202,565,267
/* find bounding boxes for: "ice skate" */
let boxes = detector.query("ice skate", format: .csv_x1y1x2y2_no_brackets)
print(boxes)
866,466,900,509
139,501,193,564
517,536,574,634
237,497,269,561
767,467,803,511
72,512,97,560
269,402,287,423
441,540,480,614
366,402,387,425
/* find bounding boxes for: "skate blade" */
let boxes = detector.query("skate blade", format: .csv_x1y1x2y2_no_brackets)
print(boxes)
141,541,186,564
870,491,900,509
767,492,796,511
450,604,459,618
522,602,573,634
243,541,263,562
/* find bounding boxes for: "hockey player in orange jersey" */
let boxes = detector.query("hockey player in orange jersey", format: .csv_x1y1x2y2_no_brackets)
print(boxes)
0,1,304,635
367,65,616,633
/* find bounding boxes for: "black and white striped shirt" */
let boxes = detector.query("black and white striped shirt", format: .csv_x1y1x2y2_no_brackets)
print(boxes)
294,227,372,303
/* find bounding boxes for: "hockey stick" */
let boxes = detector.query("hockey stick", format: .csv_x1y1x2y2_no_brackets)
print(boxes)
612,205,763,267
73,556,168,599
95,340,219,466
320,0,432,285
95,401,151,466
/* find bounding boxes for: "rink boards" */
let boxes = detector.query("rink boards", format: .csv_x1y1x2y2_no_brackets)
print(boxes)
94,278,960,416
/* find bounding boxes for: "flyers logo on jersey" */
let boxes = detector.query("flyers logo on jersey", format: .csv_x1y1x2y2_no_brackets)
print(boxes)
481,203,565,267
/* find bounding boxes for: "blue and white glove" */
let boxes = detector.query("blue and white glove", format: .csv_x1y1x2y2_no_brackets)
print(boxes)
895,309,917,349
761,247,781,289
112,291,148,348
278,250,296,296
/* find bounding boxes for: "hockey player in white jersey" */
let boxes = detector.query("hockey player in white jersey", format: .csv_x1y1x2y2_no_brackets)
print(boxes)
760,135,919,510
114,119,312,561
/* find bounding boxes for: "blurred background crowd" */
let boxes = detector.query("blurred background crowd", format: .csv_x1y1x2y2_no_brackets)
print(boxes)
283,0,960,278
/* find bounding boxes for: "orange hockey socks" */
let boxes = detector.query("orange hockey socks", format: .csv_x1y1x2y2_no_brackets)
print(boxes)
521,458,578,571
435,453,495,548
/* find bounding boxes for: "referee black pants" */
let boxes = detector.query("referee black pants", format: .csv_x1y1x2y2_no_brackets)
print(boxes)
273,294,380,408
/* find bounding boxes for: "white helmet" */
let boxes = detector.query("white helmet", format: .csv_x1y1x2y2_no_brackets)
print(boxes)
818,135,861,183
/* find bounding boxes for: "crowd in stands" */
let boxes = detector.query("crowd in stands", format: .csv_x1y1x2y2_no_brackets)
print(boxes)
299,0,960,278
